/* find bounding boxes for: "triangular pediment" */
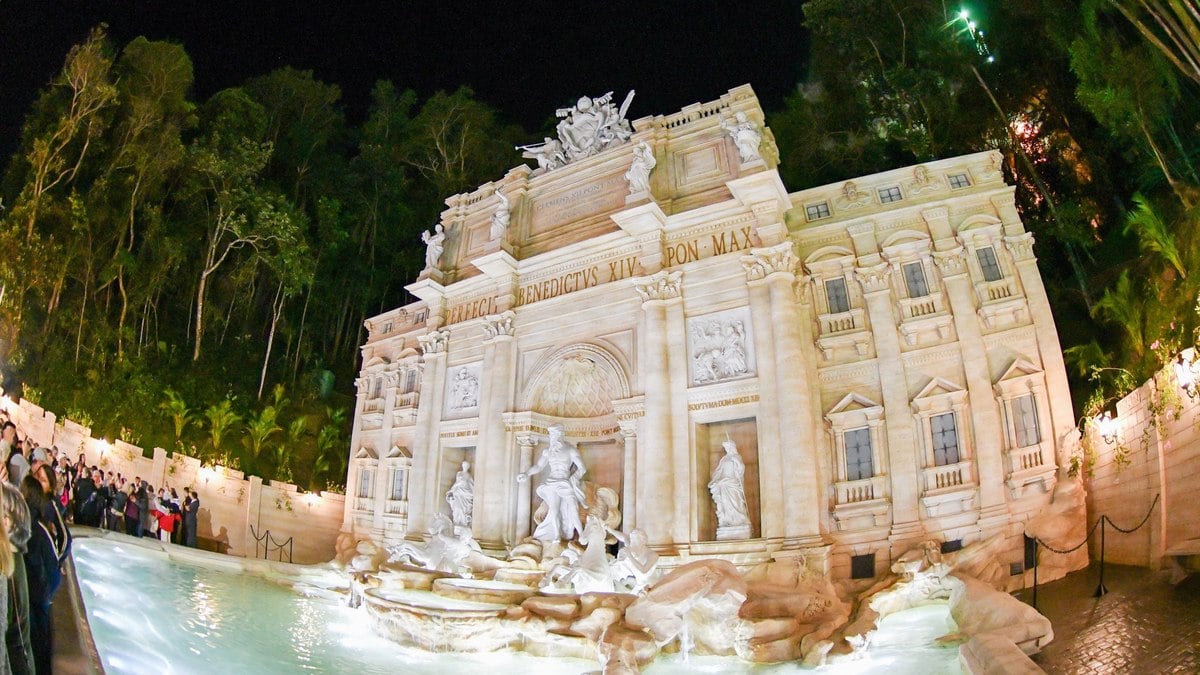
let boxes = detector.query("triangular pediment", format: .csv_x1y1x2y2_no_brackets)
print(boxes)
827,392,882,416
912,377,965,402
354,446,377,460
386,445,411,459
995,358,1042,385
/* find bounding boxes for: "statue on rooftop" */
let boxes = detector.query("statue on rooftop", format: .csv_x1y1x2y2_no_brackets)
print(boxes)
625,141,656,195
490,190,511,240
517,91,636,174
420,223,445,271
721,111,763,164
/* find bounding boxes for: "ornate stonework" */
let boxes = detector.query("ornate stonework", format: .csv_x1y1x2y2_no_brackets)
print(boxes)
481,310,516,340
518,91,636,173
855,262,892,294
740,242,797,281
933,248,969,277
417,330,450,355
1005,233,1036,262
687,307,755,386
445,363,482,415
632,270,683,302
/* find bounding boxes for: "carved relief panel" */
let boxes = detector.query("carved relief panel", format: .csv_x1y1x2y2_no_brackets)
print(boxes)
443,362,483,419
686,306,756,387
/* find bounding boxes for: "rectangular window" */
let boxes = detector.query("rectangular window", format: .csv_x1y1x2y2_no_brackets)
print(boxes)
948,173,971,189
371,378,383,399
389,467,406,501
825,277,850,314
805,202,831,221
931,412,960,466
902,261,929,298
844,428,873,481
976,246,1003,282
1013,394,1041,447
878,186,903,203
357,467,375,499
851,553,876,579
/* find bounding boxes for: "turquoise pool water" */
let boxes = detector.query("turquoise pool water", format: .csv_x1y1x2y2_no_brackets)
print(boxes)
72,536,961,674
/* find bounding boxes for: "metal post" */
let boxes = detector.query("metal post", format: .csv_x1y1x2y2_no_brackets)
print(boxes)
1032,540,1039,610
1094,516,1109,597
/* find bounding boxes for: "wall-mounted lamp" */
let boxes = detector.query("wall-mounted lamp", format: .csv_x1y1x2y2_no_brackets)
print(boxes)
303,493,319,511
1095,411,1118,445
95,438,110,455
1175,353,1198,400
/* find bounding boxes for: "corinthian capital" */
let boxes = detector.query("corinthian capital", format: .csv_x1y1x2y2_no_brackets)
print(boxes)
854,262,891,294
1004,233,1037,262
932,247,969,277
740,241,797,281
633,270,683,302
417,329,450,355
481,310,516,341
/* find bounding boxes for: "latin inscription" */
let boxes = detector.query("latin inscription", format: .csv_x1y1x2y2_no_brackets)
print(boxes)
663,226,756,267
529,174,627,234
517,255,639,306
446,296,499,326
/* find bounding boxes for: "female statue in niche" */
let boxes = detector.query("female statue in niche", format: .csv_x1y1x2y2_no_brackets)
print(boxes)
446,461,474,528
708,438,750,536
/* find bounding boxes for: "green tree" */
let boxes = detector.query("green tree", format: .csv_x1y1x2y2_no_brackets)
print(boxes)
243,405,282,467
204,398,240,456
159,388,192,442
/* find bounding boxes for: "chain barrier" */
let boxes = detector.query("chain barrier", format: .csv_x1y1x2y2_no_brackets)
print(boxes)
1027,494,1159,608
1104,493,1161,534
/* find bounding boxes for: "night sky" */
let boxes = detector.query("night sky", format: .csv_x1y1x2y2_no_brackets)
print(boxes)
0,1,809,160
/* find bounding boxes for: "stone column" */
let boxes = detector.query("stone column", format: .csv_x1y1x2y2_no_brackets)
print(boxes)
743,275,783,538
372,369,400,531
632,271,682,547
855,262,921,537
514,432,536,541
1005,232,1076,469
932,246,1008,529
474,311,516,548
739,241,825,535
344,376,370,531
616,416,640,533
406,329,450,538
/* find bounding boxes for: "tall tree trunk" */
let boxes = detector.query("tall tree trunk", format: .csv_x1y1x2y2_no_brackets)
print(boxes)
117,269,128,362
193,271,210,361
259,281,285,400
291,278,313,384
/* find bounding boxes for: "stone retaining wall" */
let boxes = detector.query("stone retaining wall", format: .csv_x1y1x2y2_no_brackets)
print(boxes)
0,395,344,564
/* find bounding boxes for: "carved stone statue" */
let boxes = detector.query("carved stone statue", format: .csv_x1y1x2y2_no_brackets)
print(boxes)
448,368,479,411
420,223,446,270
517,423,587,544
387,513,478,574
909,165,940,195
838,181,871,210
541,515,615,594
445,461,474,528
517,91,636,174
721,111,763,163
610,528,659,593
624,141,656,195
490,190,510,240
709,439,751,539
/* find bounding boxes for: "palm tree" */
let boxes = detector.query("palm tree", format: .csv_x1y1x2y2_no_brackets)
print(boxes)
204,398,240,458
159,389,192,442
243,406,282,467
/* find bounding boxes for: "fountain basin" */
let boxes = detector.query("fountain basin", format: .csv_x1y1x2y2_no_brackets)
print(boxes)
432,578,536,605
364,587,517,653
377,562,453,590
493,567,546,587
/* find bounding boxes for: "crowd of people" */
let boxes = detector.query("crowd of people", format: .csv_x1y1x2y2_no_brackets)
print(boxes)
0,412,204,673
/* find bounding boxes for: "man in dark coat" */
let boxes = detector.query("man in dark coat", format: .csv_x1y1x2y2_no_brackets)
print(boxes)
72,469,98,526
185,491,199,547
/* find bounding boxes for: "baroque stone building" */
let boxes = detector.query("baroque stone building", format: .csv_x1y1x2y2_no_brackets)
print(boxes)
344,85,1074,582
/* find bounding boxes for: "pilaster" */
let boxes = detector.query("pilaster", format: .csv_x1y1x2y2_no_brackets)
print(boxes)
474,311,517,547
406,329,450,537
854,261,921,537
933,248,1008,528
743,241,822,538
632,271,682,547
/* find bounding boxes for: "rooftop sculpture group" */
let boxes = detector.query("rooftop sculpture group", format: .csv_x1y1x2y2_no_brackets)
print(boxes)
519,91,637,174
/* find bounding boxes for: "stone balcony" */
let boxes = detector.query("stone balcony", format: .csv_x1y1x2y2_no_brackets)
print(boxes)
898,292,954,346
920,460,978,517
354,496,375,512
974,278,1028,329
1005,443,1058,499
832,475,890,531
384,499,408,516
816,308,871,360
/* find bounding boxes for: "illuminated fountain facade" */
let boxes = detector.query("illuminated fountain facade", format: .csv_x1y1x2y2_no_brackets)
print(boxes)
339,85,1086,670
